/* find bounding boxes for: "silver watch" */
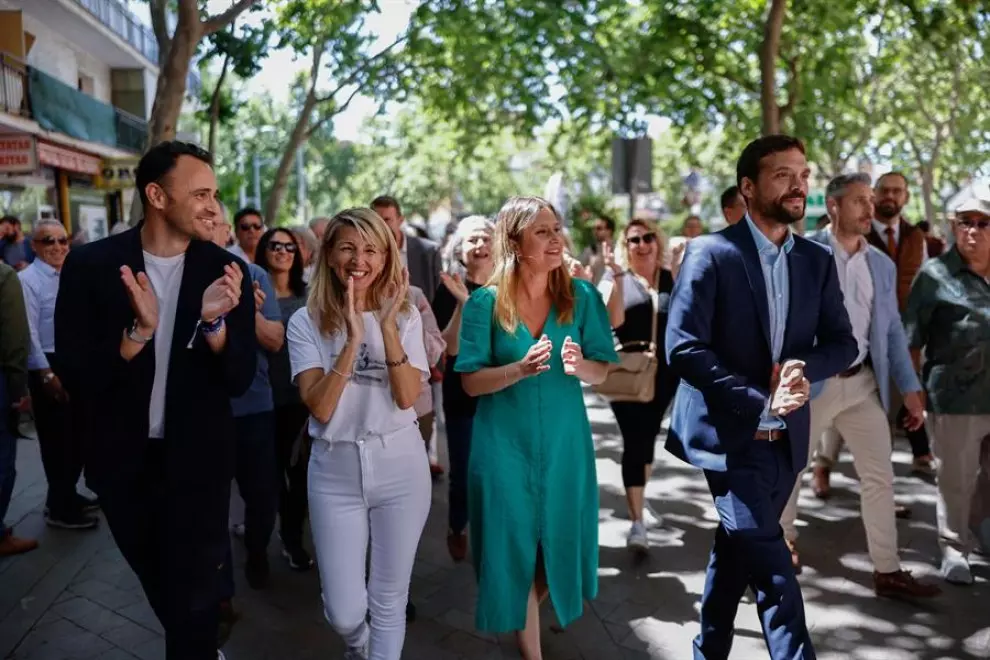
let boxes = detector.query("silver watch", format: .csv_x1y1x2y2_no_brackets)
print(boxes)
127,321,154,344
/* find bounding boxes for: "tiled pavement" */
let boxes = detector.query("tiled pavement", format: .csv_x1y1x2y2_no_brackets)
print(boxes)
1,392,988,659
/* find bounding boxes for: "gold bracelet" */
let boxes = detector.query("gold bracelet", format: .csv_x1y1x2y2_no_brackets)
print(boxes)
331,367,351,379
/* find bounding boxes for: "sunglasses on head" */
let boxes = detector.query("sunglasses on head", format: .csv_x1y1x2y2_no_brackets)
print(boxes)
267,240,297,254
36,236,68,246
626,233,657,246
958,218,990,230
239,222,263,232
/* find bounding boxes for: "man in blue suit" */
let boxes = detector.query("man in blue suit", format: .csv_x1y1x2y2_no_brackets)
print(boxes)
779,173,940,600
665,135,858,660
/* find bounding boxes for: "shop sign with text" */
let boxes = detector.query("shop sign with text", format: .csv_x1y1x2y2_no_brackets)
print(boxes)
0,135,38,173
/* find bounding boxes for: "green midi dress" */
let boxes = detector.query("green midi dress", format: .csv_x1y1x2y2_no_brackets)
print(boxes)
454,279,618,633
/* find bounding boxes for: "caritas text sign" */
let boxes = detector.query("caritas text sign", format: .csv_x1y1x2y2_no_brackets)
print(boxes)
0,135,38,174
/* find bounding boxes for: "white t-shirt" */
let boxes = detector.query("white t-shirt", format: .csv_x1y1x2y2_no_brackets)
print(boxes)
143,251,186,439
286,306,429,443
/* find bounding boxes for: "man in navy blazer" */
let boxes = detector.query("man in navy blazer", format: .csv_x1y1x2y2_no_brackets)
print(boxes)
665,135,857,660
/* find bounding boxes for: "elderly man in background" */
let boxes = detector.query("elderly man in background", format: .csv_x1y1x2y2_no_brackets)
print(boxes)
904,191,990,585
20,220,100,530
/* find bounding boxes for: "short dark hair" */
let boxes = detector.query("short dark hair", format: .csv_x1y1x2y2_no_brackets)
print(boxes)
720,185,741,209
876,171,909,188
595,215,616,232
135,141,212,208
0,215,18,226
736,135,806,190
255,228,306,297
233,207,263,227
370,195,402,216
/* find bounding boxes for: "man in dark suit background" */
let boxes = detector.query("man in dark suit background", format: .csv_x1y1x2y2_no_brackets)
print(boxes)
665,135,857,660
55,141,256,660
371,195,442,302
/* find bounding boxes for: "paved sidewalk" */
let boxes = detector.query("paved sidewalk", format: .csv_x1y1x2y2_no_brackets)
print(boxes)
1,393,988,659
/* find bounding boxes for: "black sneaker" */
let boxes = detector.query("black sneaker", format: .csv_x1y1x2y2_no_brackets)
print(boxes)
45,510,99,530
281,545,314,571
245,553,270,590
406,601,416,622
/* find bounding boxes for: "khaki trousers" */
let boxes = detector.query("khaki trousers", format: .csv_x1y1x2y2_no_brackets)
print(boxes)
927,414,990,560
781,368,901,573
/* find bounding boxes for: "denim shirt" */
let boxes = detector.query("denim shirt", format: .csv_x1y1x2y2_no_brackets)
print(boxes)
903,247,990,415
744,215,795,430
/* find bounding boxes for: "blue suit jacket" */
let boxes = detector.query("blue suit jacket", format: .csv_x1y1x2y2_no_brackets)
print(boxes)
804,229,921,411
664,221,858,472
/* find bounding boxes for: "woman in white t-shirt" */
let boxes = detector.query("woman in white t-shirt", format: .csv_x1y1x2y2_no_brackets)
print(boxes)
286,208,431,660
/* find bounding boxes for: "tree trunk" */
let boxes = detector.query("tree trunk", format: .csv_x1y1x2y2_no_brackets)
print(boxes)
759,0,788,135
148,24,200,145
264,91,318,223
919,165,936,224
208,53,231,156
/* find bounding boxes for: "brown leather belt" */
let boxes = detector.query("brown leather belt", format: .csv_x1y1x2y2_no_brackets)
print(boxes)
754,429,787,441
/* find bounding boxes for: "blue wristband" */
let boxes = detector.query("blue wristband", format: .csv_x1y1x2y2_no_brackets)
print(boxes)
201,315,226,335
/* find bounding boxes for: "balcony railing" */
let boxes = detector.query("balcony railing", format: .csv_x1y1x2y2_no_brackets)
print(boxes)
114,107,147,152
71,0,159,64
0,52,28,116
70,0,202,95
0,58,148,153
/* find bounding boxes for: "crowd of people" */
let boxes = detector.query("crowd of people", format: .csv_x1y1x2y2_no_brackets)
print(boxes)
0,133,986,660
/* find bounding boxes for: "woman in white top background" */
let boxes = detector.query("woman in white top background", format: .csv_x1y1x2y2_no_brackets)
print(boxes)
286,208,431,660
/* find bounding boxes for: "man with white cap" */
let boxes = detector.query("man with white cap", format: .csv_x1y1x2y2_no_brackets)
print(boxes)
903,186,990,584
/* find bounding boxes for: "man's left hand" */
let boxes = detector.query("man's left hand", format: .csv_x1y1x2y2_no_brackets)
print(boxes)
902,391,926,431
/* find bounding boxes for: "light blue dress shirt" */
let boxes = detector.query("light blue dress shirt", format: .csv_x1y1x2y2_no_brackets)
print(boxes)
18,259,60,371
230,263,280,417
744,214,794,431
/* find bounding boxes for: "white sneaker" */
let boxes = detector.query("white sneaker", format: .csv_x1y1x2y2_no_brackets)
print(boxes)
643,500,664,528
626,521,648,551
941,554,973,585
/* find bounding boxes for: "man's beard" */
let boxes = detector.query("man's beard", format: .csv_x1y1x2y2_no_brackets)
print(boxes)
876,201,901,220
754,194,805,226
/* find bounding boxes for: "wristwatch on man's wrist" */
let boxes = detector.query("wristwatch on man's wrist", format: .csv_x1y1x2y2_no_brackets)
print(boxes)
42,371,56,385
127,321,154,344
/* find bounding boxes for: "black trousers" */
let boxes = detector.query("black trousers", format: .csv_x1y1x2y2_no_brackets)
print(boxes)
100,440,228,660
29,353,83,517
897,404,932,458
611,368,680,489
274,403,310,551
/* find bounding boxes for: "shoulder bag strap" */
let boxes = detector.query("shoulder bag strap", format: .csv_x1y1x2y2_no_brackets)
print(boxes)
646,270,659,355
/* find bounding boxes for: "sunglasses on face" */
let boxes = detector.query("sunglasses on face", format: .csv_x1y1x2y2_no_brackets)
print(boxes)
626,233,657,246
958,218,990,230
267,241,297,254
239,223,263,232
36,236,68,246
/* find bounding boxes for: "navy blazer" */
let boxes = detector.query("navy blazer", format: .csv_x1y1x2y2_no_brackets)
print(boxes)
664,220,857,472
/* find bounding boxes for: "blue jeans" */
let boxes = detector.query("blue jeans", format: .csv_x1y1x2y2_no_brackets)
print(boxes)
0,372,13,536
445,415,473,535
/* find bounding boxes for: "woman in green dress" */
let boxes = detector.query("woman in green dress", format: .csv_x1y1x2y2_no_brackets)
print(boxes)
455,196,618,658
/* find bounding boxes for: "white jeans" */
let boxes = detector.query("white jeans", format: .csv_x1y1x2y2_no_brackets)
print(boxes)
308,426,431,660
781,368,901,573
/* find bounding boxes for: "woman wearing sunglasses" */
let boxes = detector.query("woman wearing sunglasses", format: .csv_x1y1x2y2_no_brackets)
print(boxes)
254,228,315,571
601,219,680,552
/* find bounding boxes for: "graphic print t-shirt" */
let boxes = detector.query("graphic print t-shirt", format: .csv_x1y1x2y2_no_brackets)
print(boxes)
286,306,429,443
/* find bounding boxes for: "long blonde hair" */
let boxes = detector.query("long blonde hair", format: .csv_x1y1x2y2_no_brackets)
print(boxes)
490,196,574,332
307,207,409,336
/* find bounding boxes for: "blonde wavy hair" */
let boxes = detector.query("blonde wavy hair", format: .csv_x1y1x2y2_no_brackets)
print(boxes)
307,207,409,336
490,196,574,332
616,217,667,273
